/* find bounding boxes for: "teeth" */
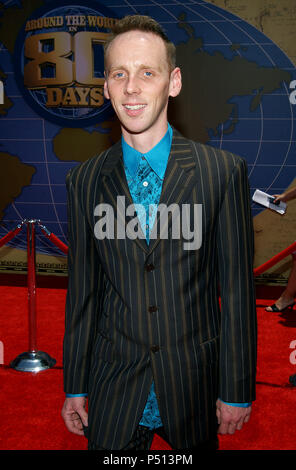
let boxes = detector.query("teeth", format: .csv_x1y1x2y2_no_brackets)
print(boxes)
124,105,145,110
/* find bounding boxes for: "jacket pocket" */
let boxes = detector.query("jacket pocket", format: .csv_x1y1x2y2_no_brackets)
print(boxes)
197,335,219,365
93,331,114,364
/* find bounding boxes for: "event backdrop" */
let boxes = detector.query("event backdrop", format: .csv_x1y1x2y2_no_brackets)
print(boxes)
0,0,295,284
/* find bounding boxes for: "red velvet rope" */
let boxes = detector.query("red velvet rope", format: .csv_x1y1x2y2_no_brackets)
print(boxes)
254,241,296,276
46,232,68,255
0,225,23,249
38,224,68,255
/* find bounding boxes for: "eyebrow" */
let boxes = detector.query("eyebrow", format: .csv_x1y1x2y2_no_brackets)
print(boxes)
108,64,163,74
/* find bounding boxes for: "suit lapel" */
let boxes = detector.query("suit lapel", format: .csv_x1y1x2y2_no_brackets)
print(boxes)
100,140,149,253
99,130,197,255
148,130,196,254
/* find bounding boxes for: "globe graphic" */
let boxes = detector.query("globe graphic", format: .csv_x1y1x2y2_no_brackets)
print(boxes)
0,0,295,259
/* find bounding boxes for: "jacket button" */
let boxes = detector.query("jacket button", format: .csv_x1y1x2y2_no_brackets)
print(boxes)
145,263,155,272
151,345,160,353
148,306,158,313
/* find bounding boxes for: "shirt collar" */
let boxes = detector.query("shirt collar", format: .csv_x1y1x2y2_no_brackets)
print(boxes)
122,123,173,180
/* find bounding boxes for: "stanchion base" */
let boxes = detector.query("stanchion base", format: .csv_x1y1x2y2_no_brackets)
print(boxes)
10,351,56,373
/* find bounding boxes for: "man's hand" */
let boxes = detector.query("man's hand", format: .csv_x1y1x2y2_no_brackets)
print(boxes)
216,399,251,435
61,396,88,436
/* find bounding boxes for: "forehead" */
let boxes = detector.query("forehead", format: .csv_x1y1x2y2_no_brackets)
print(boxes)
105,30,168,69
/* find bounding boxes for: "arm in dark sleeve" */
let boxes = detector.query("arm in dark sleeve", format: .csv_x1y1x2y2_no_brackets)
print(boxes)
217,156,257,404
63,167,104,395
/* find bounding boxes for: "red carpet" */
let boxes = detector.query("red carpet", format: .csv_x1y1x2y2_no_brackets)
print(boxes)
0,283,295,450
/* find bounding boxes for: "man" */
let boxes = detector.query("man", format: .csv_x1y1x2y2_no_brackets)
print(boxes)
61,15,257,451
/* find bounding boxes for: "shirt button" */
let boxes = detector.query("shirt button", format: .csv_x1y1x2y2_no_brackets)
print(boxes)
141,156,145,160
145,264,155,272
143,181,149,187
150,345,160,353
148,306,158,313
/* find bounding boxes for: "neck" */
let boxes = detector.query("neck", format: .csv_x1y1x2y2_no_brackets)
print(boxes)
121,122,169,153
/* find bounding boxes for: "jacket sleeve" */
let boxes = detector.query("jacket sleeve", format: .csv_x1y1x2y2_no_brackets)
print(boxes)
63,167,104,395
216,156,257,403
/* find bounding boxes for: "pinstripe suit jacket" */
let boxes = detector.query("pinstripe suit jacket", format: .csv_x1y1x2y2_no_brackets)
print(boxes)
63,128,257,450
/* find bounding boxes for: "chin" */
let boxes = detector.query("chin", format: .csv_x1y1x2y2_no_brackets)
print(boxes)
121,121,149,135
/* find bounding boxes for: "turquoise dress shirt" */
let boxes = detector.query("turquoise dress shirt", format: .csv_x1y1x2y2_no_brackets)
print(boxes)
122,124,173,429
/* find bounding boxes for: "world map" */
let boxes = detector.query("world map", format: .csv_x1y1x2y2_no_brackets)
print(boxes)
0,0,295,259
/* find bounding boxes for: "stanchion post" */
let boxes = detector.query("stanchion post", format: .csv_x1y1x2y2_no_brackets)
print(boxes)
10,220,56,373
27,220,37,353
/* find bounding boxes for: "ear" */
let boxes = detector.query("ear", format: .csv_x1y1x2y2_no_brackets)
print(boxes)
103,72,110,100
169,67,182,98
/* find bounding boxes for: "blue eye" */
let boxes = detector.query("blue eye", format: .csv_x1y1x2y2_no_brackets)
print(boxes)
112,71,124,79
144,71,152,77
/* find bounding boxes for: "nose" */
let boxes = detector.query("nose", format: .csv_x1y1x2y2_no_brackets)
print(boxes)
124,75,141,95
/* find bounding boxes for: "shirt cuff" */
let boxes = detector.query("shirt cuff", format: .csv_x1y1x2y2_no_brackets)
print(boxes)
66,393,88,397
220,399,251,408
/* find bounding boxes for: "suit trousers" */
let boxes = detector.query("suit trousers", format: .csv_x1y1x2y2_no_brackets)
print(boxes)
88,426,219,451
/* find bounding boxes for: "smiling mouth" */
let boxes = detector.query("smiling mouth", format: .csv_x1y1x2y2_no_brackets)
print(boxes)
123,104,146,110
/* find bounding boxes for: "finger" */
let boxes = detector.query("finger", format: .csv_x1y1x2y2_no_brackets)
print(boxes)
64,411,84,435
243,412,251,423
236,417,245,430
71,413,84,430
69,415,84,433
64,416,84,435
67,404,88,428
217,422,229,435
78,408,88,427
227,422,237,435
219,421,238,435
216,408,221,425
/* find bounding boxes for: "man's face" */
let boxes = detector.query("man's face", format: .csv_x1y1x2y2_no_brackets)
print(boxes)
104,30,181,141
